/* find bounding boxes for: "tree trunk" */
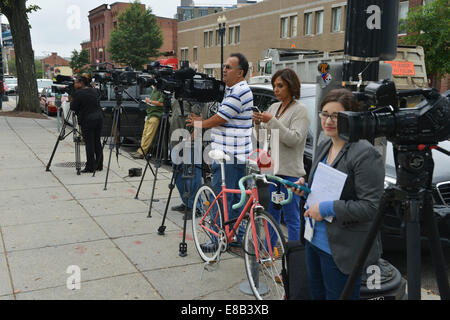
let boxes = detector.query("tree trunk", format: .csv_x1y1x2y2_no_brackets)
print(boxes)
4,0,40,113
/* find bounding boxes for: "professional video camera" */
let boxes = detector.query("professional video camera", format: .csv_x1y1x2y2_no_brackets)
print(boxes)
93,63,138,86
54,75,75,95
337,79,450,145
143,61,225,103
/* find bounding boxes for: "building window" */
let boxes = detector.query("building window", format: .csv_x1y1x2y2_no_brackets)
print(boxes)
209,30,214,47
315,11,323,35
193,47,198,62
235,26,240,44
204,31,208,47
229,26,235,45
204,68,214,77
183,8,194,21
181,48,189,62
290,16,298,37
280,17,289,38
332,7,342,32
398,1,409,34
199,8,208,17
304,12,313,35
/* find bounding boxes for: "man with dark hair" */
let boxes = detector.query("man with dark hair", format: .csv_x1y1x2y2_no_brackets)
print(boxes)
70,74,104,173
186,53,254,255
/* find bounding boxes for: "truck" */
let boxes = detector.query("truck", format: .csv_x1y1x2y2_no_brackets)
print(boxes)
255,45,428,90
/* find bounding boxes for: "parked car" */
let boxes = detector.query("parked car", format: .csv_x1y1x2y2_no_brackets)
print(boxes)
4,78,18,95
248,82,450,252
39,85,68,116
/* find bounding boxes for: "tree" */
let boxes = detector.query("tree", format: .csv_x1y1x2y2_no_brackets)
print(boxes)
108,1,163,70
70,49,91,76
399,0,450,85
0,0,40,113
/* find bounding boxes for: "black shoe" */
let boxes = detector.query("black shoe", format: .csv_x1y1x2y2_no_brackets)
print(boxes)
200,242,218,253
81,168,94,173
171,204,187,212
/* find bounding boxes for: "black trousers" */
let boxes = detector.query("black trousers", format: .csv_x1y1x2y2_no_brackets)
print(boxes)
81,117,103,170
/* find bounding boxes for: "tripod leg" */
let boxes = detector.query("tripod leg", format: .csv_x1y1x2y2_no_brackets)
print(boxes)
104,107,120,191
158,164,181,235
406,197,422,300
46,110,71,171
422,190,450,300
147,114,170,218
135,161,150,200
74,130,81,175
341,188,394,299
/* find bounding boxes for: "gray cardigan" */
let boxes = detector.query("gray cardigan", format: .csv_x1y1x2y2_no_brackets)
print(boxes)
308,138,385,274
255,100,310,177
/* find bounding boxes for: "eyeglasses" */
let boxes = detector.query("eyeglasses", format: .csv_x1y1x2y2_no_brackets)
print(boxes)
223,64,242,71
319,111,339,121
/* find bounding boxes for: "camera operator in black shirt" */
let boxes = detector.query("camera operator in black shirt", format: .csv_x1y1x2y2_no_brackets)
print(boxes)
70,74,104,173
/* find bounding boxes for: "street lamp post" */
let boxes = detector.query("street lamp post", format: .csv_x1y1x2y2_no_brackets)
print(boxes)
99,48,103,63
217,15,227,81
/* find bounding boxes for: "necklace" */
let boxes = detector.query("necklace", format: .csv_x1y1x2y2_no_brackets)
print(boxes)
275,99,295,119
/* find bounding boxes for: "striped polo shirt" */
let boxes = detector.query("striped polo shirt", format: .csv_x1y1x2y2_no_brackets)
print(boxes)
211,80,254,163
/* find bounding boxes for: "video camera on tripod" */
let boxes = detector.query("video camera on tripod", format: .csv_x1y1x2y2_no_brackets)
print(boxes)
142,61,225,103
54,75,75,96
336,79,450,300
338,79,450,145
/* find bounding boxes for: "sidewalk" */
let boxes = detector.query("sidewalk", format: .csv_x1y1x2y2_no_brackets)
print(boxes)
0,97,442,300
0,98,251,300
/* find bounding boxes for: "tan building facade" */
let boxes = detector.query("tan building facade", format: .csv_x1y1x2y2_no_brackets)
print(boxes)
178,0,350,79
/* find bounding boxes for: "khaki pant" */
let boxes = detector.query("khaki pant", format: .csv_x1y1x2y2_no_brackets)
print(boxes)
138,116,160,156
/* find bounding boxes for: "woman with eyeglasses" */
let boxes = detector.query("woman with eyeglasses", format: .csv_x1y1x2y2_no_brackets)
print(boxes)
289,89,385,299
253,68,310,252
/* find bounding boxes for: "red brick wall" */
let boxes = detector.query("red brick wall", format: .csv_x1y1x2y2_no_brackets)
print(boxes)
87,3,177,65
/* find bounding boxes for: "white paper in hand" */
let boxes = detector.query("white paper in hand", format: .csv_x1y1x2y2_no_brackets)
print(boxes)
306,162,348,223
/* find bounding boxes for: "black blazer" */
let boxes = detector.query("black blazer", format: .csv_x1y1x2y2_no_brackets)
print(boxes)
308,138,385,274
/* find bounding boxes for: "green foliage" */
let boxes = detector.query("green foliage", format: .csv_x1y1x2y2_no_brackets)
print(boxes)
7,59,16,76
399,0,450,79
70,49,91,75
108,1,163,70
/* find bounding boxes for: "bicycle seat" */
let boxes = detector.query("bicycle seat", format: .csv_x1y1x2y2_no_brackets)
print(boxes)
208,149,231,162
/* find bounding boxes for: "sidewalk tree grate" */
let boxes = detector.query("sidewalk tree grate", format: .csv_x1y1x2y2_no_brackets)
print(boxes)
54,162,86,168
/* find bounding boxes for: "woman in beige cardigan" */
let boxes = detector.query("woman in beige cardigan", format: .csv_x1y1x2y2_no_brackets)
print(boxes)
253,68,310,248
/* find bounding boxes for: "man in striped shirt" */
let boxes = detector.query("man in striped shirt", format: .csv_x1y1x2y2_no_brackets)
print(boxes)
187,53,253,252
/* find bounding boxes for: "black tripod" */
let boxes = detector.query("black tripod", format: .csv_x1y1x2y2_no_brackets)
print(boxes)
103,85,125,190
341,144,450,300
46,109,82,175
102,85,155,189
157,139,198,257
135,91,172,218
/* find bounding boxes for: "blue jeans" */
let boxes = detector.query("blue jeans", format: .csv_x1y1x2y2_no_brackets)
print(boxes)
211,160,246,241
268,175,301,247
305,241,361,300
174,163,202,209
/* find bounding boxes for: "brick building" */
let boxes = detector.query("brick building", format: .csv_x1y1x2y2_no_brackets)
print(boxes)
86,2,177,66
40,52,70,79
178,0,448,92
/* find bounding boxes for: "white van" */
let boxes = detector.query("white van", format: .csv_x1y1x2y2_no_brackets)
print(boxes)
37,79,53,95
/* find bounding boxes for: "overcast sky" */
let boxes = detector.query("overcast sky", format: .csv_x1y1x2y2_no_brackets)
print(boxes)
1,0,261,59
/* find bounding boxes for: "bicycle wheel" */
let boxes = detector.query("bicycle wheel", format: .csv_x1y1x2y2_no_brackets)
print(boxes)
243,209,287,300
192,185,223,263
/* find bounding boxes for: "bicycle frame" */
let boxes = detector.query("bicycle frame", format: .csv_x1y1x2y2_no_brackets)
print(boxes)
199,183,275,262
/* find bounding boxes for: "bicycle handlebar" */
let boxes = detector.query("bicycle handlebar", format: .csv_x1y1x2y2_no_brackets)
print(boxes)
232,174,310,210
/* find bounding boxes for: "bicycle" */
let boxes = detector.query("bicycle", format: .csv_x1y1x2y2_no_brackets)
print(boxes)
191,149,308,300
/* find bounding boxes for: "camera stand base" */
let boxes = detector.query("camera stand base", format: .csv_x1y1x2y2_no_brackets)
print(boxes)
157,225,166,235
239,281,268,296
179,242,188,257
